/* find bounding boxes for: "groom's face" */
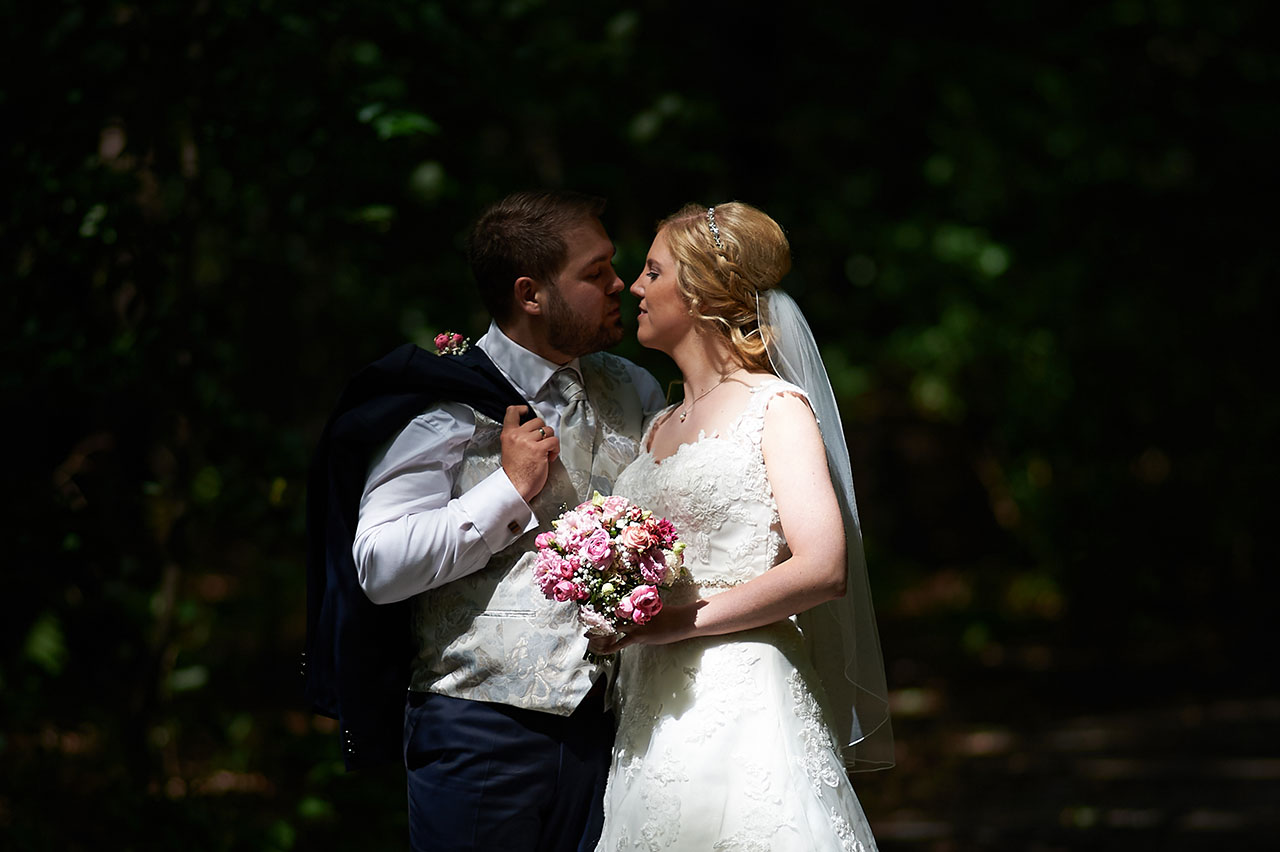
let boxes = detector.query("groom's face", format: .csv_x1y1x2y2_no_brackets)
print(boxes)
541,218,625,358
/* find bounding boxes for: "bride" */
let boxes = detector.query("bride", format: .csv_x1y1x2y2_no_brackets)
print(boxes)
589,202,893,851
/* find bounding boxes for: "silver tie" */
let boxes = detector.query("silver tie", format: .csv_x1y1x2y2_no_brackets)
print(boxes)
552,367,597,499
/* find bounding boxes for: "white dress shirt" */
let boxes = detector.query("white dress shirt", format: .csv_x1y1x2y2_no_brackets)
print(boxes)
353,322,664,604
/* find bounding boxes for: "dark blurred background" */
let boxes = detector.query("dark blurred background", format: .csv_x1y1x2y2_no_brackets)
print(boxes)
4,1,1277,850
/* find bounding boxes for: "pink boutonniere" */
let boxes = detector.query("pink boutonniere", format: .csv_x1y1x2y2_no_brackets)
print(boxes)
433,331,470,356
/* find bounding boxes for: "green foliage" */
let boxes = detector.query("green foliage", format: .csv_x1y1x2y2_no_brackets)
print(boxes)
2,0,1276,848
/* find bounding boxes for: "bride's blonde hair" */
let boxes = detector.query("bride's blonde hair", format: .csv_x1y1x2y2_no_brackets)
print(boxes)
657,201,791,372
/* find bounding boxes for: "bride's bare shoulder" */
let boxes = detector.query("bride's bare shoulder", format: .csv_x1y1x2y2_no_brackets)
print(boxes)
739,371,781,389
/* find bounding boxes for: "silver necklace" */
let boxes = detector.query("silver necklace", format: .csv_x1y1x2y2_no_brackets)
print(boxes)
678,373,733,422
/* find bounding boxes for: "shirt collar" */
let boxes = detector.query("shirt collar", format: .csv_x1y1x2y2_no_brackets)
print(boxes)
477,321,583,398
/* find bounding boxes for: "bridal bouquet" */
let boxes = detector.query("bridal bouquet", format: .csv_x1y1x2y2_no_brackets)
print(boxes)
533,492,686,636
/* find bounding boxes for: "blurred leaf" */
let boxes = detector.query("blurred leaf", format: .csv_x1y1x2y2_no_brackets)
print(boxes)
169,665,209,693
23,613,68,676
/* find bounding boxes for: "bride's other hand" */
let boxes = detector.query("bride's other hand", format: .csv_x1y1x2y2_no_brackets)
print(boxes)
585,602,705,652
586,632,626,655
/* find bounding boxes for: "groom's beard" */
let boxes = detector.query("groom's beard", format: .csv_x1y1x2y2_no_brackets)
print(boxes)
543,285,624,358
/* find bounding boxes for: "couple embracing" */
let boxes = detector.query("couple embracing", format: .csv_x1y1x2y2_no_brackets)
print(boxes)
305,191,893,851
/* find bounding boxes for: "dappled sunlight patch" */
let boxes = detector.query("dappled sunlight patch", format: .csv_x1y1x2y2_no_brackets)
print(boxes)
38,724,100,756
1046,723,1137,753
190,769,275,796
894,568,973,616
190,572,237,602
889,687,945,718
949,728,1016,757
1002,572,1064,620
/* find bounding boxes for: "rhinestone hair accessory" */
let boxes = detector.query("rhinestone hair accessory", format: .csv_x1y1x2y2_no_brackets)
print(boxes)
706,207,725,251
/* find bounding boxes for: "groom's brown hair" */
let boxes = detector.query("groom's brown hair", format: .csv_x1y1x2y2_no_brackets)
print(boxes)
466,190,607,322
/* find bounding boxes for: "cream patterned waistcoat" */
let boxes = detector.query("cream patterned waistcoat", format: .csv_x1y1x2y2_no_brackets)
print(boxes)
408,352,649,714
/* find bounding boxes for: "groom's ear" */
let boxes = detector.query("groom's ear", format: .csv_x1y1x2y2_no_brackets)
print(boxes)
513,276,544,317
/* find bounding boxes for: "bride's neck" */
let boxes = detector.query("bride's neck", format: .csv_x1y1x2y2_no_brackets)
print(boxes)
672,332,740,397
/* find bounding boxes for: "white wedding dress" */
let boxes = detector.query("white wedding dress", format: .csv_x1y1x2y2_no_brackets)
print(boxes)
596,381,877,852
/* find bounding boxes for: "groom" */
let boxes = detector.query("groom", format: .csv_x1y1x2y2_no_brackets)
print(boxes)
353,191,663,851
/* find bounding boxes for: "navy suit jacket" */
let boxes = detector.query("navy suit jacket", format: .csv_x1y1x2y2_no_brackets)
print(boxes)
304,343,529,770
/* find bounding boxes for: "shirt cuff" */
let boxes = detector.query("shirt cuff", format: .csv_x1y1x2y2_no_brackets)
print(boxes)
457,467,539,553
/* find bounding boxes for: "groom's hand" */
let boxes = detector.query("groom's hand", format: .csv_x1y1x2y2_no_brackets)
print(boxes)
501,405,560,502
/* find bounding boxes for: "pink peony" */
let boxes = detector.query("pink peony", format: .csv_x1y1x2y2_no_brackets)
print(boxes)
599,495,629,523
533,548,558,574
555,509,598,548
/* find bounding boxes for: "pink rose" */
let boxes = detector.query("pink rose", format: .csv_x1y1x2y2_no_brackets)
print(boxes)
450,332,464,346
624,585,663,624
581,529,613,565
434,332,450,350
614,597,634,621
619,525,653,552
534,531,556,550
552,579,586,602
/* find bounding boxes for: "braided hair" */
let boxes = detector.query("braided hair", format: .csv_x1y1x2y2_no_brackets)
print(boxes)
657,202,792,372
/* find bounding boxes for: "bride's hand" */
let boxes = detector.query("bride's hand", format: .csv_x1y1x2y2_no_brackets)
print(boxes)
585,602,705,652
586,631,628,656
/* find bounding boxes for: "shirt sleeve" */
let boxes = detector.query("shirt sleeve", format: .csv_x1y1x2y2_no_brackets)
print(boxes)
352,403,539,604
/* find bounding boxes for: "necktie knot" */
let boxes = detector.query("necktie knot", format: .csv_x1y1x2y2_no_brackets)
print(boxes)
553,368,587,405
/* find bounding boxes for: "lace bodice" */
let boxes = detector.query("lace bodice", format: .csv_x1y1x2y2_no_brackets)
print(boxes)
613,381,805,593
598,381,879,851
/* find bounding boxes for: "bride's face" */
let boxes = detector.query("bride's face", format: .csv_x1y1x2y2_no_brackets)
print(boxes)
631,228,694,353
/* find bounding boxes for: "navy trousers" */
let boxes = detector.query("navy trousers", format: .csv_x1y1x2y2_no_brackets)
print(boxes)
404,685,614,852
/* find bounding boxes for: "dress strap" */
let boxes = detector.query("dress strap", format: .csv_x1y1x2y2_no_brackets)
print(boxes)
726,380,812,449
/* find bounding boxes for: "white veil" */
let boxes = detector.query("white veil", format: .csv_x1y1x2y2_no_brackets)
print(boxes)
759,289,894,771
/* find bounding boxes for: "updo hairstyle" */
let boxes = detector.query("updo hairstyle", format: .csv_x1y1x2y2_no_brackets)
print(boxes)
657,201,791,372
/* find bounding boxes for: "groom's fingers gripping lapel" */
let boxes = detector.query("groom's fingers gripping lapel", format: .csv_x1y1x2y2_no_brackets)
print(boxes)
500,404,560,502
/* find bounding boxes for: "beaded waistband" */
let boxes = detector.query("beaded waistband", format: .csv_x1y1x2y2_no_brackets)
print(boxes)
670,576,744,590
